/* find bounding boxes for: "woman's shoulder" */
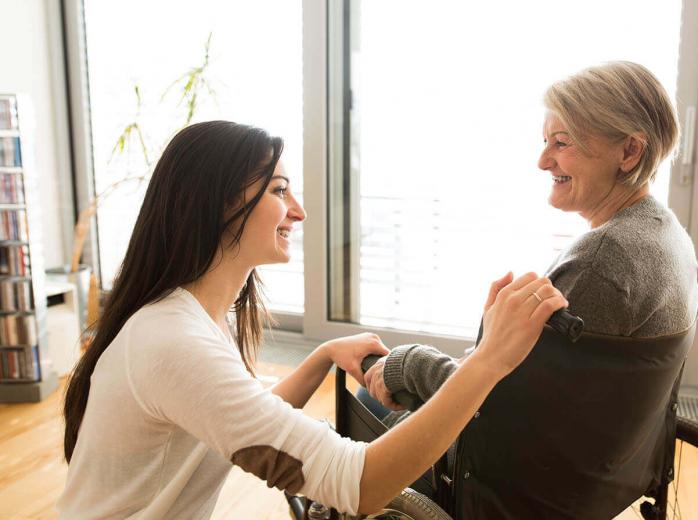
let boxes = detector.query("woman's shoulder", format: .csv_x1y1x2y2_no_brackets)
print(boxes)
549,196,697,334
549,197,696,300
566,197,693,267
124,288,231,356
600,196,694,264
558,224,631,277
129,288,202,329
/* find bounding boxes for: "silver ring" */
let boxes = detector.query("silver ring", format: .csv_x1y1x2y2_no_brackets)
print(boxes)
531,291,543,303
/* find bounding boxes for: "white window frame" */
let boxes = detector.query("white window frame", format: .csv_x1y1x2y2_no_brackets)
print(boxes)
669,0,698,235
62,0,101,278
303,1,477,356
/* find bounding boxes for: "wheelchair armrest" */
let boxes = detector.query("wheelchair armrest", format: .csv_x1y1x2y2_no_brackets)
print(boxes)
677,417,698,446
677,394,698,447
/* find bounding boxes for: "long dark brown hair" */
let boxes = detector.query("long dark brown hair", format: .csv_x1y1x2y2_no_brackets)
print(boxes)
63,121,282,462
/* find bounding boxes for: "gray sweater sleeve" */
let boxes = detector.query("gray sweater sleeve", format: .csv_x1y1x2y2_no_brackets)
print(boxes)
383,344,459,402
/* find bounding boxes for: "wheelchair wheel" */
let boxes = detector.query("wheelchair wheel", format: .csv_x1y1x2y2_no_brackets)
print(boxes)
663,394,698,520
365,488,452,520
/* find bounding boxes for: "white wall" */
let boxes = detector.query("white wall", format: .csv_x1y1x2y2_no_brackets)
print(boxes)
0,0,73,269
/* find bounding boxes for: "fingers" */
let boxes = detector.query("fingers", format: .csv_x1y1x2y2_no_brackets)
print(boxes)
508,272,540,291
516,279,569,325
490,272,541,308
520,279,553,310
347,364,366,387
529,290,568,325
359,337,388,387
520,276,553,297
519,277,567,308
383,397,406,412
369,380,403,411
364,363,377,388
525,282,563,305
491,272,549,309
363,359,403,410
366,369,380,399
371,341,390,357
490,273,569,324
517,276,569,324
335,333,389,387
484,271,513,311
361,333,389,357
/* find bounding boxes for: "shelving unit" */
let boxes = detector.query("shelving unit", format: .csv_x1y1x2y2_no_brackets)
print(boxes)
0,94,58,402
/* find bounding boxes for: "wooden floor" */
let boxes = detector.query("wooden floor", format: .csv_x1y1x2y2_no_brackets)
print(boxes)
1,364,696,519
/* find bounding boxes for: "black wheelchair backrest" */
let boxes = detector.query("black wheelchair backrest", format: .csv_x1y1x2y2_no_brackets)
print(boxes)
450,323,695,520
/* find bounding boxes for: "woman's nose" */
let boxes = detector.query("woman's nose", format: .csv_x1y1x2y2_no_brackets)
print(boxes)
538,148,554,171
288,196,307,222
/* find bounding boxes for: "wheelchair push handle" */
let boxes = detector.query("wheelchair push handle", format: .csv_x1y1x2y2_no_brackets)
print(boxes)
547,309,584,343
361,355,424,410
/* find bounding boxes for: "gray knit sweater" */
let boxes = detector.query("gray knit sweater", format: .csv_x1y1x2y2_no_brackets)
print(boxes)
383,196,698,407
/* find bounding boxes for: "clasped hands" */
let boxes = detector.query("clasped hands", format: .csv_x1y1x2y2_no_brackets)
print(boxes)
321,333,401,411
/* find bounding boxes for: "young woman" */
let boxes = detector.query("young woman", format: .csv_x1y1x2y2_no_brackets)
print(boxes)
58,120,566,518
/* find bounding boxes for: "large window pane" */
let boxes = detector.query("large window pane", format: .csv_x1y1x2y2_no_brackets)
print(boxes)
349,1,682,337
83,0,303,312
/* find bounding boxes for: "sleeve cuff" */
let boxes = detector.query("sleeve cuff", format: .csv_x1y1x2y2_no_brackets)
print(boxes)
383,344,420,394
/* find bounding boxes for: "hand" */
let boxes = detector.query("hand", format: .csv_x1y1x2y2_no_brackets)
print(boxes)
321,333,389,386
363,357,406,411
476,272,568,377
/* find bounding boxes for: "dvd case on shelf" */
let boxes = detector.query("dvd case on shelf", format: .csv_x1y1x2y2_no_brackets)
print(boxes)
0,209,28,241
0,97,18,131
0,173,25,204
0,314,37,346
0,345,40,382
0,137,22,167
0,244,29,276
0,279,33,311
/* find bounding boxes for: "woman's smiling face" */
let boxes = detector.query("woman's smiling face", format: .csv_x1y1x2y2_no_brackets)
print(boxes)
234,160,306,268
538,113,625,219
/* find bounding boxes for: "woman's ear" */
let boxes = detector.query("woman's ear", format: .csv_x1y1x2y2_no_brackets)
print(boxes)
619,134,647,173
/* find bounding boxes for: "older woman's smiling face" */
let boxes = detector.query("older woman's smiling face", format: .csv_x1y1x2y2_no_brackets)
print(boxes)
538,113,625,221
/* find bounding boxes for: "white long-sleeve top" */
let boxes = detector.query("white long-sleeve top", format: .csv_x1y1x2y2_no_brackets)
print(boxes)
57,288,365,519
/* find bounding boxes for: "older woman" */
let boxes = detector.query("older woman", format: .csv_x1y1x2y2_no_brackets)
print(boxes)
365,62,698,416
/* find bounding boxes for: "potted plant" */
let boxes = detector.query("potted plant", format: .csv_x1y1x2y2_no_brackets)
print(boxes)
47,34,216,337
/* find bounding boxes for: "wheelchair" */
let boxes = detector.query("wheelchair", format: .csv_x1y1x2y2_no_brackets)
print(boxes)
286,318,697,520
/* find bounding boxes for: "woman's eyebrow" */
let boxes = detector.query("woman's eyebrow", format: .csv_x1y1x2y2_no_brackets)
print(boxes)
548,131,570,138
271,175,290,183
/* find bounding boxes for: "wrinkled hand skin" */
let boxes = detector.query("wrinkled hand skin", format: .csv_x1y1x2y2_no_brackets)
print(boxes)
364,356,404,411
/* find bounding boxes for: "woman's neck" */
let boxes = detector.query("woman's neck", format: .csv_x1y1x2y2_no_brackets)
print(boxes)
182,258,251,336
585,183,650,229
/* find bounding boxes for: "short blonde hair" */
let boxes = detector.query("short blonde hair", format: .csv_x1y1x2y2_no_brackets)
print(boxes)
543,61,679,186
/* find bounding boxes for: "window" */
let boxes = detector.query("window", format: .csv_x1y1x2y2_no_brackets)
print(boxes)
82,0,304,312
329,0,684,338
